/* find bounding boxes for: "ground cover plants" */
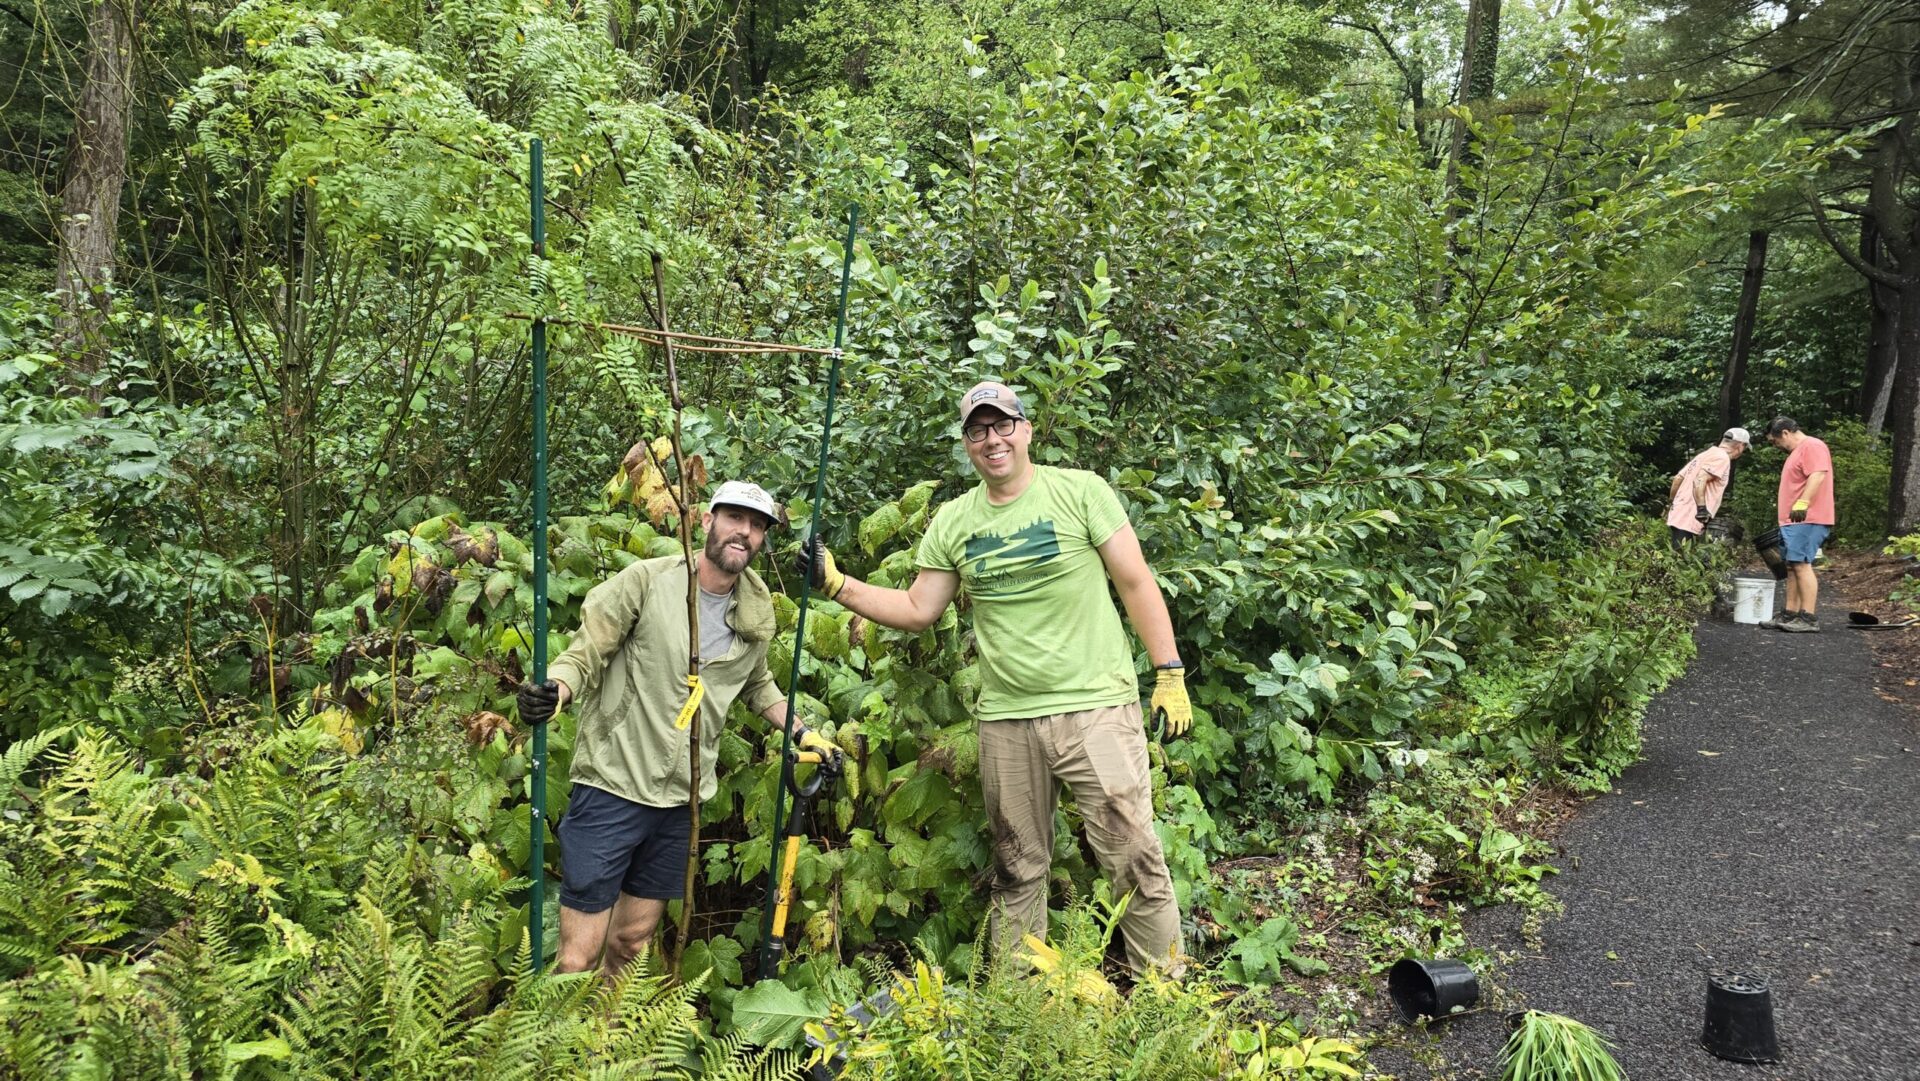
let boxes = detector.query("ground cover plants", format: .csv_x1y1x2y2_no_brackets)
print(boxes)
0,0,1832,1075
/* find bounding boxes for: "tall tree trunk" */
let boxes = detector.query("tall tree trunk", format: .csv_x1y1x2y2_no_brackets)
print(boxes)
1878,47,1919,533
1862,206,1902,434
1440,0,1502,298
1720,230,1769,433
1445,0,1502,190
1889,274,1920,534
276,192,318,635
53,0,137,381
1409,55,1430,166
723,0,746,127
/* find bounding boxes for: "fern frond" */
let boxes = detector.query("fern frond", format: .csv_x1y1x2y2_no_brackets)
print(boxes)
0,725,66,793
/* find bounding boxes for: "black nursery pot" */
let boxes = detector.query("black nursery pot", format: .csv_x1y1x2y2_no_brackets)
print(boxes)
1753,526,1790,582
1703,972,1781,1064
1389,958,1480,1022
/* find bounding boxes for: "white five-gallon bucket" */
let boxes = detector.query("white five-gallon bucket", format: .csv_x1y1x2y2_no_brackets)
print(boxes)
1730,576,1776,625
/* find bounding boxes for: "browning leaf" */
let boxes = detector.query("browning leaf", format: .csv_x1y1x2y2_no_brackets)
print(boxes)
447,525,501,567
462,710,515,746
643,487,680,528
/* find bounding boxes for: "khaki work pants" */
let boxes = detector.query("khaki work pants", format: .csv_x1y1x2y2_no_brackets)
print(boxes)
977,702,1183,975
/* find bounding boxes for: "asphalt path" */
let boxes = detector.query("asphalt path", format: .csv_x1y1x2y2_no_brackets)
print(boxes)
1373,598,1920,1079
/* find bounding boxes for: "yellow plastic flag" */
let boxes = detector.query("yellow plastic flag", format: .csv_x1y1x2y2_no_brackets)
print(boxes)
674,673,705,730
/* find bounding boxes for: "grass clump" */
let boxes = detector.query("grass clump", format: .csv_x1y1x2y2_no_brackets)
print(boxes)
1500,1010,1626,1081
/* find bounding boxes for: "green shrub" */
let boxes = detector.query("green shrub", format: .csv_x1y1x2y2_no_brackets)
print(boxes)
806,901,1251,1080
1886,533,1920,613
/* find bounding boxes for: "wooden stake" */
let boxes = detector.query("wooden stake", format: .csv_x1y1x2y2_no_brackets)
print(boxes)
653,252,703,969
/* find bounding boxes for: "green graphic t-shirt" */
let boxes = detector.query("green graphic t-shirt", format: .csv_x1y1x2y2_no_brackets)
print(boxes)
917,465,1138,720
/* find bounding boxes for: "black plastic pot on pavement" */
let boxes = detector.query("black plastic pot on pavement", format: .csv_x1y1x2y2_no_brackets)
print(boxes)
1388,958,1479,1022
1703,972,1780,1064
1753,526,1790,582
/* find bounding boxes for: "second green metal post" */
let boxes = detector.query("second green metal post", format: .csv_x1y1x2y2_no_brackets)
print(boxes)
759,204,860,980
528,136,550,975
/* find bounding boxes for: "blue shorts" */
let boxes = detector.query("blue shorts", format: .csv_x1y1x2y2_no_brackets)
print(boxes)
556,784,690,911
1779,523,1830,565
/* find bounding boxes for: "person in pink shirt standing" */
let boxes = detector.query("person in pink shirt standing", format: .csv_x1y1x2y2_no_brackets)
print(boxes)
1760,416,1835,633
1665,427,1750,548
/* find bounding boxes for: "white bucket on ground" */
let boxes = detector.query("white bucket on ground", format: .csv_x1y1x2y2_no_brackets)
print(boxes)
1730,576,1776,625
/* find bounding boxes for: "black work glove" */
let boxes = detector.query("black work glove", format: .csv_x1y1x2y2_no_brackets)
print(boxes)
517,679,562,726
1695,506,1711,524
796,535,845,599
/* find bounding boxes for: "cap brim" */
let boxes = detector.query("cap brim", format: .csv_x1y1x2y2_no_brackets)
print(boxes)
712,501,782,527
960,402,1022,425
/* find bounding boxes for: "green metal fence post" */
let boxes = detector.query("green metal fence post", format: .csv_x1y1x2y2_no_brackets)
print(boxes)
528,136,550,975
759,203,859,980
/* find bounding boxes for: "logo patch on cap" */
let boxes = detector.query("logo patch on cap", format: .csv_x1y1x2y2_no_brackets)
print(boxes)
969,388,1001,404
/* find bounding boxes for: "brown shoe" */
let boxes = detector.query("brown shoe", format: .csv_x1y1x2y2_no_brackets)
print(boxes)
1759,611,1795,630
1779,614,1820,633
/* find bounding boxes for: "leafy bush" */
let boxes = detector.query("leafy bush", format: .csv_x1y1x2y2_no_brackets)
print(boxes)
1886,533,1920,613
806,901,1247,1080
1459,522,1717,789
0,317,268,742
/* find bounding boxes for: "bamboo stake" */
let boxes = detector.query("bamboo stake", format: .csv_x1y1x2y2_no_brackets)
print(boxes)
652,252,704,969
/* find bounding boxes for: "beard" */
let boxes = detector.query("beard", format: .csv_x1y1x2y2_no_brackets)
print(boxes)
704,530,758,574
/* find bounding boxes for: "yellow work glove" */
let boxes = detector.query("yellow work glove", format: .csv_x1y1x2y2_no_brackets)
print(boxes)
798,535,845,600
1150,664,1192,740
1790,500,1809,523
794,725,842,764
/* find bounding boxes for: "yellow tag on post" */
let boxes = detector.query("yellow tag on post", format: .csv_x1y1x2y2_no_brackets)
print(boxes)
674,674,705,730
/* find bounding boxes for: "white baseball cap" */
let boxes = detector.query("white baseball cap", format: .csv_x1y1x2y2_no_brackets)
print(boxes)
709,480,783,527
1724,427,1751,446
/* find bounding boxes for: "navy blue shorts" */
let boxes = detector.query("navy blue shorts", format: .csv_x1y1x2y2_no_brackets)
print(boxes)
556,784,690,911
1780,523,1830,564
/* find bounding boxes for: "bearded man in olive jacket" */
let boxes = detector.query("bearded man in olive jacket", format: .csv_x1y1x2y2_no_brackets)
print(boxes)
516,481,835,975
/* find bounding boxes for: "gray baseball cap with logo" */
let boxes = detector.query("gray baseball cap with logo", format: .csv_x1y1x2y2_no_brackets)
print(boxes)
709,480,784,527
959,381,1027,425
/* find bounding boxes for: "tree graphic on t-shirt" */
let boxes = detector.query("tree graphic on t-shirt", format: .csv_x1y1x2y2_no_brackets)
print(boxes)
963,519,1060,575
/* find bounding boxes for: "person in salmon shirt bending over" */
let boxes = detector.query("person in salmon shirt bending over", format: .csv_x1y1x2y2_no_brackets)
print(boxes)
1665,427,1750,548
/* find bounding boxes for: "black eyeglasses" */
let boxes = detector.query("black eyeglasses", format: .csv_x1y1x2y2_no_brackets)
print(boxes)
964,416,1020,443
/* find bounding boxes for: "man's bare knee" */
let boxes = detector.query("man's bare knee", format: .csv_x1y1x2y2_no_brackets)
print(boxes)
557,904,613,973
599,895,666,974
604,922,660,969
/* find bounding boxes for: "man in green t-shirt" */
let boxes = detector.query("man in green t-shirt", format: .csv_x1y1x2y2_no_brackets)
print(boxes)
800,382,1192,975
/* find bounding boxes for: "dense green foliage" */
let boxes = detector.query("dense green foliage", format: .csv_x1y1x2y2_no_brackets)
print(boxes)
0,727,801,1080
0,0,1889,1073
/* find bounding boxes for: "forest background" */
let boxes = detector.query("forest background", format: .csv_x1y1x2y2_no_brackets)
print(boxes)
1,0,1916,1076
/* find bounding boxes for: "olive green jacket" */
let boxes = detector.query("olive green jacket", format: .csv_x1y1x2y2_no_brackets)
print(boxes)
549,555,783,807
